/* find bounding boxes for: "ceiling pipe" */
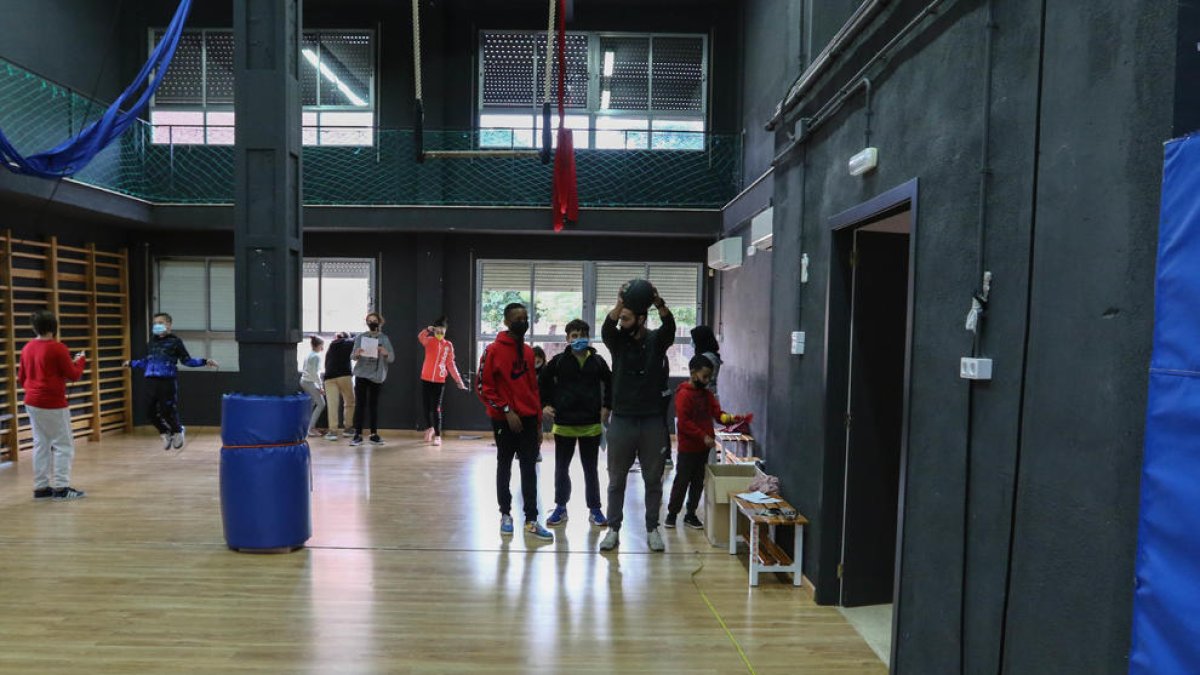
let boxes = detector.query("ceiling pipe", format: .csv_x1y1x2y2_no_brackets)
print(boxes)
765,0,889,131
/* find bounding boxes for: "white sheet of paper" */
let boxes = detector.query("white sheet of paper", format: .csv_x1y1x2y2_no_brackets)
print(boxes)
359,336,379,359
736,491,782,504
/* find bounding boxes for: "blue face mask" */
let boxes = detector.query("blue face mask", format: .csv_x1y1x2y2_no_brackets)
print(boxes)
152,323,167,336
570,337,590,352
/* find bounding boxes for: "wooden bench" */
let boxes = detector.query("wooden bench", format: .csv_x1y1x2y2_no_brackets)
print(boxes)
728,491,808,588
713,431,755,464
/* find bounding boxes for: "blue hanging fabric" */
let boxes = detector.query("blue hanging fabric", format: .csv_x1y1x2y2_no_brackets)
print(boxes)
1130,133,1200,674
0,0,193,178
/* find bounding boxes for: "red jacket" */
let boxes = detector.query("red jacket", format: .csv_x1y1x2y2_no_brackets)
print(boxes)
477,331,541,421
18,338,86,409
675,381,729,454
418,329,464,386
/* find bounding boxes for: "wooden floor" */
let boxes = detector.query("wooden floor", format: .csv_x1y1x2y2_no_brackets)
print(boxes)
0,428,885,674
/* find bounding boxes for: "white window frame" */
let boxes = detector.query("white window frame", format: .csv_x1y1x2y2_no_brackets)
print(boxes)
153,256,239,373
474,259,704,377
477,30,709,151
302,257,379,335
148,28,378,146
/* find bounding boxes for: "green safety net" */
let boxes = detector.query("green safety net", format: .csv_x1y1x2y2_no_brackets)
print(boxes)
0,58,741,209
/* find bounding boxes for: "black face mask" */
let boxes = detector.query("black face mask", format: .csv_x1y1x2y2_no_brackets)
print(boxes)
367,322,380,331
692,379,708,389
509,320,529,338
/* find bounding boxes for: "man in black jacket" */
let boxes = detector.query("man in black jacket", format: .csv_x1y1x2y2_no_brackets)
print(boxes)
540,319,613,529
598,281,674,553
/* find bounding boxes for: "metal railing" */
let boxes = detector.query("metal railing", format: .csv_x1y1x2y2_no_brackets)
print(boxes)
1,58,741,209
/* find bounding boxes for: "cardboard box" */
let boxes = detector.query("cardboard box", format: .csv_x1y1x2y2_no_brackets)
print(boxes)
704,464,758,548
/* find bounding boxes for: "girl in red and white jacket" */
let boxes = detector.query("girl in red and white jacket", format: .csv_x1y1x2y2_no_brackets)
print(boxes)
418,316,467,445
666,354,746,530
17,310,87,500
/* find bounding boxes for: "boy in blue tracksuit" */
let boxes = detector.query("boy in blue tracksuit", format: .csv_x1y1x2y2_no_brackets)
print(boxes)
125,312,218,450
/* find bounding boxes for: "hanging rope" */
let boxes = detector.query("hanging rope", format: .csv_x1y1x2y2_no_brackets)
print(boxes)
412,0,547,162
540,0,555,164
411,0,425,163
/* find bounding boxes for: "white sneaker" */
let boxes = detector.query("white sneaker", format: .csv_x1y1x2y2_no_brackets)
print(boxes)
324,432,338,441
160,433,172,450
647,528,665,552
599,529,620,551
172,427,186,450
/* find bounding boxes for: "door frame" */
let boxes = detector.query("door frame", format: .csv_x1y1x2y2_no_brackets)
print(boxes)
821,178,918,664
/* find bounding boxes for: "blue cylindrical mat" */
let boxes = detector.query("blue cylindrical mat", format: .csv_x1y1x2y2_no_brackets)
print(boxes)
220,393,311,447
1131,135,1200,673
219,393,312,551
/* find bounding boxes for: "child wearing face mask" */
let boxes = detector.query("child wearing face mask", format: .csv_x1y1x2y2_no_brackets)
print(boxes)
351,312,395,446
539,319,613,528
300,336,326,438
418,316,467,445
665,354,746,530
125,312,218,451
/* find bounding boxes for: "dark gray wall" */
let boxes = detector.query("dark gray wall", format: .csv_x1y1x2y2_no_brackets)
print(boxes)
711,232,772,437
737,0,803,189
721,0,1178,672
128,229,707,433
0,0,142,102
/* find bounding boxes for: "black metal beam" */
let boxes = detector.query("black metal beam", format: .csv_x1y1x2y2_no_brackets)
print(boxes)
233,0,303,394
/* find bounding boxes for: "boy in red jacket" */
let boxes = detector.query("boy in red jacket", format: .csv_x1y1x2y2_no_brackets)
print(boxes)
17,310,87,500
666,355,745,529
477,303,553,541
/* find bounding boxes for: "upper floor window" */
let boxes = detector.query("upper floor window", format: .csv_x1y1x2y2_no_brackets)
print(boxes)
149,29,375,146
478,31,707,151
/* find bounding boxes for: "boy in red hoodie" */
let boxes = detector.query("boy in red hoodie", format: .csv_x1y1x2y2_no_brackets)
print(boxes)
666,354,744,529
477,303,553,541
18,310,87,500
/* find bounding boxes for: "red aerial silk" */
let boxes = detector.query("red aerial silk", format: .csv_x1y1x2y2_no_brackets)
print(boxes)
550,0,577,232
552,127,578,232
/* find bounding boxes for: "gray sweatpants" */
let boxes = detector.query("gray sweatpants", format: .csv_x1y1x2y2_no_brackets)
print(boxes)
27,405,75,490
606,414,667,532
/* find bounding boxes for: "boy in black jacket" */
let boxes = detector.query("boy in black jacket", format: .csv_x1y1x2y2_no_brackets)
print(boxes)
540,319,613,527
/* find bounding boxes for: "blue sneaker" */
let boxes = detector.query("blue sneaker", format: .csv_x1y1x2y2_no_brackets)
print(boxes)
589,508,608,526
524,521,554,541
547,506,568,527
500,514,514,536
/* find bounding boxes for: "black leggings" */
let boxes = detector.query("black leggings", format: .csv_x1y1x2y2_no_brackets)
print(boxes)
422,380,446,436
353,379,382,434
146,377,181,434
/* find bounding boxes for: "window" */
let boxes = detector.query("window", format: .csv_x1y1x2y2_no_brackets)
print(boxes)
302,259,377,334
156,257,378,375
155,258,239,371
299,258,377,372
476,260,702,376
150,29,375,146
478,31,707,151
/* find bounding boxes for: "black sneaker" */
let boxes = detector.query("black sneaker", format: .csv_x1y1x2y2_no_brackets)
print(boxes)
52,487,86,501
683,514,704,530
664,513,677,529
350,435,364,446
33,487,53,500
369,434,384,445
